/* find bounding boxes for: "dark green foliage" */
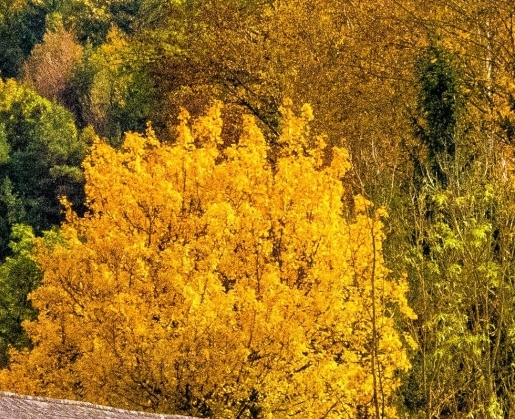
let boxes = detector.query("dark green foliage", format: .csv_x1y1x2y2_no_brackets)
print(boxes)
103,66,155,146
0,79,86,259
0,2,47,79
109,0,142,35
413,46,461,188
0,224,41,367
60,0,142,46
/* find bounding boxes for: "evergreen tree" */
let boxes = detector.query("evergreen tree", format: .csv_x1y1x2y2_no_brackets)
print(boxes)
412,46,461,189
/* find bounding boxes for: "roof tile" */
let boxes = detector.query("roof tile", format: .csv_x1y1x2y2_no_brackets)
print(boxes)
0,391,199,419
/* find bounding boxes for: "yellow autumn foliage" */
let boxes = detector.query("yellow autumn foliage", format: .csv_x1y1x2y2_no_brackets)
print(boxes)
0,103,415,418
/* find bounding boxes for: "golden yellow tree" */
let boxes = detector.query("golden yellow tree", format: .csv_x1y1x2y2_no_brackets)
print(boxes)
0,103,415,418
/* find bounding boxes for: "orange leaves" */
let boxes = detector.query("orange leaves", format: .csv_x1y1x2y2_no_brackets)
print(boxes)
0,103,413,418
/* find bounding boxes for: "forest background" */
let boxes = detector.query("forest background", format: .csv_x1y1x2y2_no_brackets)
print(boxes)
0,0,515,418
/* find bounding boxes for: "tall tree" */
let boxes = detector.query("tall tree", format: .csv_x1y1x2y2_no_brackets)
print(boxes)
57,0,142,46
412,46,461,188
0,0,47,78
0,79,87,258
0,104,415,418
22,22,83,123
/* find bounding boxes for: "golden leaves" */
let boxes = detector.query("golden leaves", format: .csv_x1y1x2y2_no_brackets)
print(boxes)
0,104,413,418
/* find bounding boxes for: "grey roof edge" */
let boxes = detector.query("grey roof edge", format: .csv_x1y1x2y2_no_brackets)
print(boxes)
0,391,200,419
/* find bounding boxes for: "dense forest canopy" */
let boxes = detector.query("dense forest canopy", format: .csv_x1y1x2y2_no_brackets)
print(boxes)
1,0,515,418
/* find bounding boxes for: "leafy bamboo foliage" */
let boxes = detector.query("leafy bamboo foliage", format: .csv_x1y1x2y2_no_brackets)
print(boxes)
403,176,515,417
399,39,515,419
